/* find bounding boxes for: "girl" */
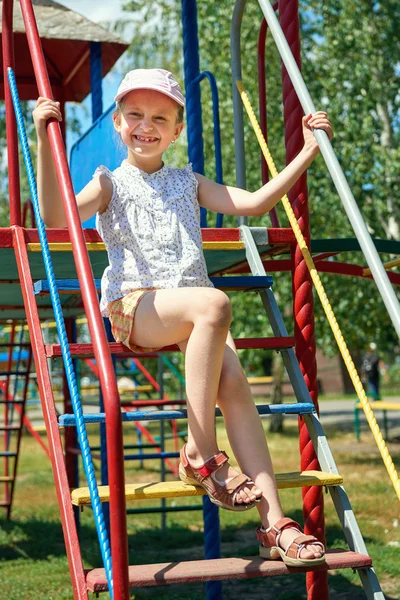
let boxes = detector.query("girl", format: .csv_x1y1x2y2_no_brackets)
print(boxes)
34,68,332,567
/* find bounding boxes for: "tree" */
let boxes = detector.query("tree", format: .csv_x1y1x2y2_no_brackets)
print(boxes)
300,0,400,357
120,0,400,371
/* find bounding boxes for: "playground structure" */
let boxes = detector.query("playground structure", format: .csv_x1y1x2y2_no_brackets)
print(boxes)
1,0,400,599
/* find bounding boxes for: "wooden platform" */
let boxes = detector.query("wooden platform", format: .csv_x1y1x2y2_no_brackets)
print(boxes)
85,550,372,592
0,227,288,320
2,227,400,321
71,471,343,506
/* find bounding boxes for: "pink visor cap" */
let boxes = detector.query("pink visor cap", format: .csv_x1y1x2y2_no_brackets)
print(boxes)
114,68,185,107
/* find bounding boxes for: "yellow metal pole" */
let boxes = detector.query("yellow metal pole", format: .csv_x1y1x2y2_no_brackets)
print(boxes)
363,257,400,277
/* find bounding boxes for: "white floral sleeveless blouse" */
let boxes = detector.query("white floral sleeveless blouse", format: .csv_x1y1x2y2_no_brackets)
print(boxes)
95,160,213,317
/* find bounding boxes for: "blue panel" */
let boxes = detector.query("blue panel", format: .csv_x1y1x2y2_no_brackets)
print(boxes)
58,403,316,426
69,104,126,228
0,352,30,362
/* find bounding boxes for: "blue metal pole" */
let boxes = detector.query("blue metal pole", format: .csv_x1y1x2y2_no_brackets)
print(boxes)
190,71,224,227
181,5,222,595
90,41,103,122
181,0,207,227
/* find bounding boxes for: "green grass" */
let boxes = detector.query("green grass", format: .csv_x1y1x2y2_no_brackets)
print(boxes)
1,420,400,599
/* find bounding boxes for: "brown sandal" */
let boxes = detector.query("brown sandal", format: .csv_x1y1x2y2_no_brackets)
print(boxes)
179,444,260,512
257,517,326,567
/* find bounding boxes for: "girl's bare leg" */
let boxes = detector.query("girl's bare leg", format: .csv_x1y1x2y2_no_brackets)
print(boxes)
130,287,261,505
216,333,323,558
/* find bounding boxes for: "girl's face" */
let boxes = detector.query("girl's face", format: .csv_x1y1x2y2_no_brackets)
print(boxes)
113,89,184,168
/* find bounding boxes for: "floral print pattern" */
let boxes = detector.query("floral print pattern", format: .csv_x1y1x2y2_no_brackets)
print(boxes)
95,160,213,316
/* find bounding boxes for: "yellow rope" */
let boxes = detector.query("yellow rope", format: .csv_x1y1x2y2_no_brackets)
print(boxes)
236,79,400,501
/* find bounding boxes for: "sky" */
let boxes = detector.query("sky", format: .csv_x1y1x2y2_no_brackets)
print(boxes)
57,0,127,25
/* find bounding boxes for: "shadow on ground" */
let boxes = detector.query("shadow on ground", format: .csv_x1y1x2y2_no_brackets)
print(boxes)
1,515,394,599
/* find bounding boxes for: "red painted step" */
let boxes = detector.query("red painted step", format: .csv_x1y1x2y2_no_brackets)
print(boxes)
86,550,372,592
46,337,295,358
120,399,186,408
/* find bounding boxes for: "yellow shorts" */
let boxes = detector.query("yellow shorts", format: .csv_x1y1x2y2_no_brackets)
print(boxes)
108,289,161,354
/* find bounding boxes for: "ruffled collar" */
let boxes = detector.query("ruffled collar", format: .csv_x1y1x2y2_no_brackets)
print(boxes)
121,159,167,179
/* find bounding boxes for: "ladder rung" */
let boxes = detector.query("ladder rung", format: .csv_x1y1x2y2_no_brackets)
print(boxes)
355,402,400,411
0,371,29,376
153,431,188,442
0,476,15,482
34,275,274,296
46,337,295,358
119,399,187,408
85,549,370,592
71,470,343,506
59,402,316,427
0,399,25,405
0,451,17,457
0,425,20,431
80,384,153,394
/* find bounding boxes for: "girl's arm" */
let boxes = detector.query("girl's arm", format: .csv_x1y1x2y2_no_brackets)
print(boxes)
33,97,111,227
196,112,333,217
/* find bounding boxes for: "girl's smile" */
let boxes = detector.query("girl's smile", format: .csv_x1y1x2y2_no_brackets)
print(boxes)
134,134,159,143
113,89,183,173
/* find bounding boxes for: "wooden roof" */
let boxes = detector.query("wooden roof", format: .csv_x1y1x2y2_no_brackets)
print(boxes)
0,0,129,101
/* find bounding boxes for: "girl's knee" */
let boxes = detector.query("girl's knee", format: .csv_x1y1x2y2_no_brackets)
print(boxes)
197,289,232,329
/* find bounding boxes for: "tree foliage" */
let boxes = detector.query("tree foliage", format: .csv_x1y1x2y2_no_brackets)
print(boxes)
119,0,400,368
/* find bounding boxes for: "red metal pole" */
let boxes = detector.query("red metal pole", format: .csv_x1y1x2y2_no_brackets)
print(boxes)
3,322,15,507
2,0,21,226
19,2,129,596
0,378,50,457
64,319,78,490
7,347,33,519
13,227,87,599
279,0,328,598
257,11,280,227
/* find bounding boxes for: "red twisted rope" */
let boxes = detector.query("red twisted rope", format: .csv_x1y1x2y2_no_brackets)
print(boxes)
279,0,328,598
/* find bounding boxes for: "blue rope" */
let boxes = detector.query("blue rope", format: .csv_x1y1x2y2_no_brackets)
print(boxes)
190,71,224,228
8,68,114,597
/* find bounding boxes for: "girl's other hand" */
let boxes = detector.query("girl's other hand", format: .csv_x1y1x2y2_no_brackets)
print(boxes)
302,111,333,156
32,97,62,138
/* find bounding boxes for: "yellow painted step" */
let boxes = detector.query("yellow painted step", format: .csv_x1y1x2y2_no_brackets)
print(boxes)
71,470,343,506
27,241,244,252
355,402,400,411
80,384,153,394
0,476,14,482
247,376,273,384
